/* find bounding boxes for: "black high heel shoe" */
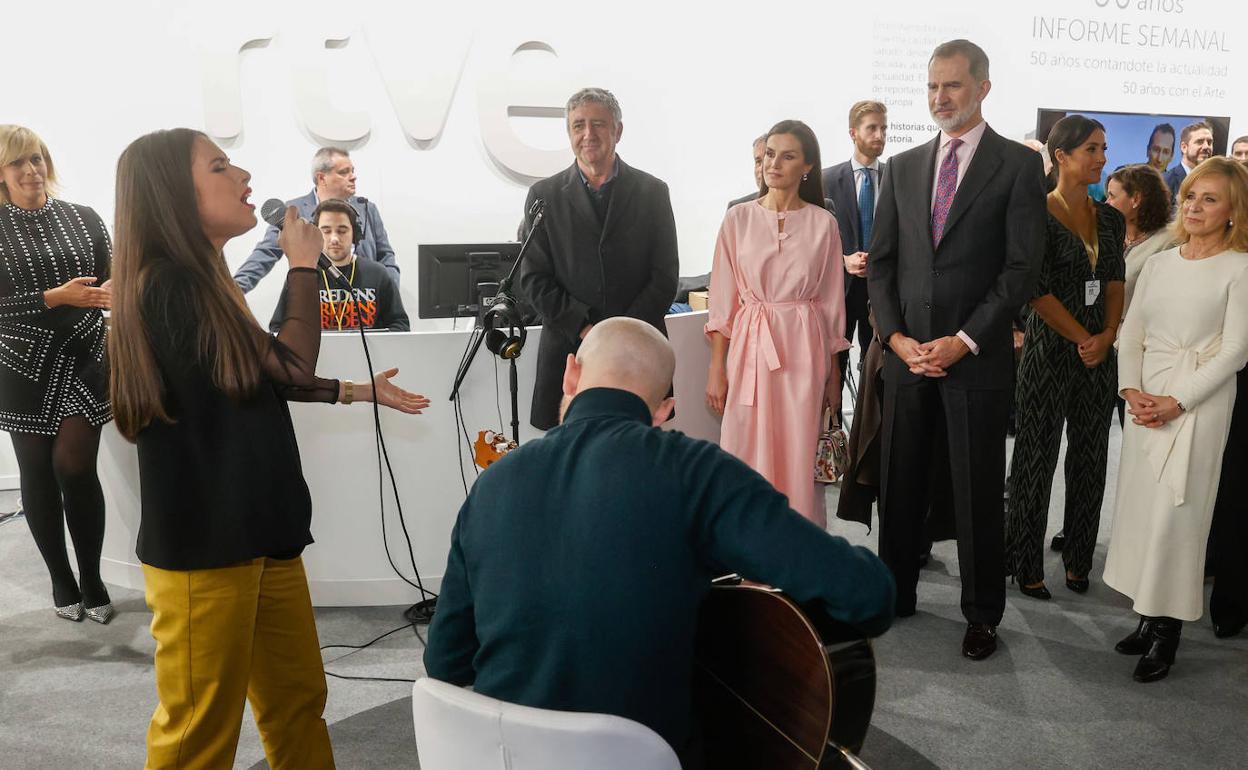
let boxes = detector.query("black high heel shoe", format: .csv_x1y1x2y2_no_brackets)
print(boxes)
1018,581,1052,600
1134,617,1182,683
1065,574,1090,593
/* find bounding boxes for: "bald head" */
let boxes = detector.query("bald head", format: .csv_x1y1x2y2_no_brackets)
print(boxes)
560,318,676,422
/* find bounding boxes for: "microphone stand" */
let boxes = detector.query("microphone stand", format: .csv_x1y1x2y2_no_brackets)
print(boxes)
449,201,546,446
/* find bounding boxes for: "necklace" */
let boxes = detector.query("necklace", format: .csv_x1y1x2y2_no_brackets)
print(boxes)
1051,189,1099,270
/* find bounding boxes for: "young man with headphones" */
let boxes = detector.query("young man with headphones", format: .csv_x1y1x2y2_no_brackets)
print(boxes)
269,199,410,332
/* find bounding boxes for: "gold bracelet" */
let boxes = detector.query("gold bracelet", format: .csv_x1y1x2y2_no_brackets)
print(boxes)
342,379,354,405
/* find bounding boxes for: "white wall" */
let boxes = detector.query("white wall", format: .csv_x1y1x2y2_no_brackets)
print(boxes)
3,0,1244,487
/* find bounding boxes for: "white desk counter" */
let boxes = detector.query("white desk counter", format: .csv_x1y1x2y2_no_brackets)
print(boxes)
97,312,718,606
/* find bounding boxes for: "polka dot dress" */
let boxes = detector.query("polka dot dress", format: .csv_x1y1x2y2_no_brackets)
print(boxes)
0,198,111,435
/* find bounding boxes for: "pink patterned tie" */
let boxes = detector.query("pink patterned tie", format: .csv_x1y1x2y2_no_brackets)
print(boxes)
931,137,962,246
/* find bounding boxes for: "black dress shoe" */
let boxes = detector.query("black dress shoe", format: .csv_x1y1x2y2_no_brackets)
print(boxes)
1018,582,1052,600
1213,616,1247,639
962,623,998,660
1115,616,1154,655
1050,531,1066,551
1065,575,1090,593
895,603,916,619
1133,618,1182,683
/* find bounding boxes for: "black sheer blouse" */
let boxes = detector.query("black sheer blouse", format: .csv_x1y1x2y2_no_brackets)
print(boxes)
135,266,339,570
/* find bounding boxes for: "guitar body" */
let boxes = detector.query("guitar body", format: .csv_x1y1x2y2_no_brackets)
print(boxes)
693,582,877,769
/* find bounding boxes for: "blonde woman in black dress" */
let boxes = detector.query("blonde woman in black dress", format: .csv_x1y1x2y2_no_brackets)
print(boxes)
0,125,114,623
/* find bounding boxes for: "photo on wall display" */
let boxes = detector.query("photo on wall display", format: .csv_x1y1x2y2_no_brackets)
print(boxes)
1036,109,1233,200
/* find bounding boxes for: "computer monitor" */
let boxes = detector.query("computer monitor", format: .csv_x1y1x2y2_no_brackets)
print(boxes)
418,243,523,320
1035,108,1233,191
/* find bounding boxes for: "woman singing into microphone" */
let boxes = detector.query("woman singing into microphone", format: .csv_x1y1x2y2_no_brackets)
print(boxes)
108,128,429,769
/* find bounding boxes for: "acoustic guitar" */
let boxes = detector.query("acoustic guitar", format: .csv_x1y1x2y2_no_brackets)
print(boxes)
693,576,877,769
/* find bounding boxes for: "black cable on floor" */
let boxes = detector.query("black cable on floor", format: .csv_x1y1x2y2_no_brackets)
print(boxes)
321,620,427,684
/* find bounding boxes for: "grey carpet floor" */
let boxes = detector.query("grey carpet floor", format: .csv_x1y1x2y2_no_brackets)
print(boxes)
2,422,1247,769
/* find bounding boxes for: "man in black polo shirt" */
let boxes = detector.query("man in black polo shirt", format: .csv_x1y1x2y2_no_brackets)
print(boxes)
269,199,409,332
424,318,895,765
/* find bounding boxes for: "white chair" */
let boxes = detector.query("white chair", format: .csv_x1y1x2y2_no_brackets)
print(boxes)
412,677,682,770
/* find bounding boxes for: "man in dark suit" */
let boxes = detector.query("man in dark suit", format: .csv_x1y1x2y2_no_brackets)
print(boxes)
823,100,889,369
1165,120,1214,200
727,134,767,209
518,88,679,430
867,39,1046,660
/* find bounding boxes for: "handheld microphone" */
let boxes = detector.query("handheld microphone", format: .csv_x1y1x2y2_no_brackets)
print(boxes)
260,198,352,289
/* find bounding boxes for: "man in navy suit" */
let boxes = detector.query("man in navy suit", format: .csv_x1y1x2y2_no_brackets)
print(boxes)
822,101,888,371
1164,120,1215,201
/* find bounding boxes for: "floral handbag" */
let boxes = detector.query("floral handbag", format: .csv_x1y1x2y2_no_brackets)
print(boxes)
815,408,849,485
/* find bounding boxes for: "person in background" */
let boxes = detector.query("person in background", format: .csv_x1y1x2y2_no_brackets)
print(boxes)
1105,164,1176,314
1004,116,1124,601
108,128,429,768
518,87,678,431
727,134,767,209
1145,123,1176,173
0,124,114,624
823,100,889,373
269,199,409,332
425,317,894,767
1105,157,1248,683
1230,135,1248,162
233,147,398,293
1165,121,1215,200
706,120,847,526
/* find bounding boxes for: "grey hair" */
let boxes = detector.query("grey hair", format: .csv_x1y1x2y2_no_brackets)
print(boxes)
566,88,622,124
310,146,349,185
930,39,990,81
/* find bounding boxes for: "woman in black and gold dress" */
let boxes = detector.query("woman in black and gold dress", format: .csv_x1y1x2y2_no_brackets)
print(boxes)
0,125,114,623
1005,115,1125,600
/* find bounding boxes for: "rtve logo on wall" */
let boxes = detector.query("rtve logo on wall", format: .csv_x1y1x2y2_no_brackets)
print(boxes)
200,27,578,181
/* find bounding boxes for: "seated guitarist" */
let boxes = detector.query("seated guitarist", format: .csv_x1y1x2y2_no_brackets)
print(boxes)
424,318,895,767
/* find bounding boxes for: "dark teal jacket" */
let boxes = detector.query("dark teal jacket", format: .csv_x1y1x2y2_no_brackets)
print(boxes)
424,388,895,756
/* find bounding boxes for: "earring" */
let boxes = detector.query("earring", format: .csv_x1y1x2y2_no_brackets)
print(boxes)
802,173,809,181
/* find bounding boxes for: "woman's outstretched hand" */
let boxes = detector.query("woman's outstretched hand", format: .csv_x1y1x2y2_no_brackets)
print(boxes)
359,368,431,414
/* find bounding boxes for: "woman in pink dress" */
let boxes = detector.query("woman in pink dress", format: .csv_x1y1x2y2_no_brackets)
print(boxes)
706,120,848,526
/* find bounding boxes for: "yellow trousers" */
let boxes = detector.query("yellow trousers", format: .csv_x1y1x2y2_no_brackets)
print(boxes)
143,556,335,770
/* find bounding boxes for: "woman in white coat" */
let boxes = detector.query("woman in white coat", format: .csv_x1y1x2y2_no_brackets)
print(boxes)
1104,157,1248,683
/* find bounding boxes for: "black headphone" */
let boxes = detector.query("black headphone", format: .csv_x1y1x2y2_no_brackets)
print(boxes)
312,199,365,246
484,304,527,360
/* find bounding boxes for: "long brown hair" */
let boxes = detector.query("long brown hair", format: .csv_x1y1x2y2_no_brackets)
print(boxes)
109,128,265,440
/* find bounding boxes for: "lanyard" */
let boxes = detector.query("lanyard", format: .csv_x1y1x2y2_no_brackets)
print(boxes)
322,258,357,331
1052,190,1100,271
